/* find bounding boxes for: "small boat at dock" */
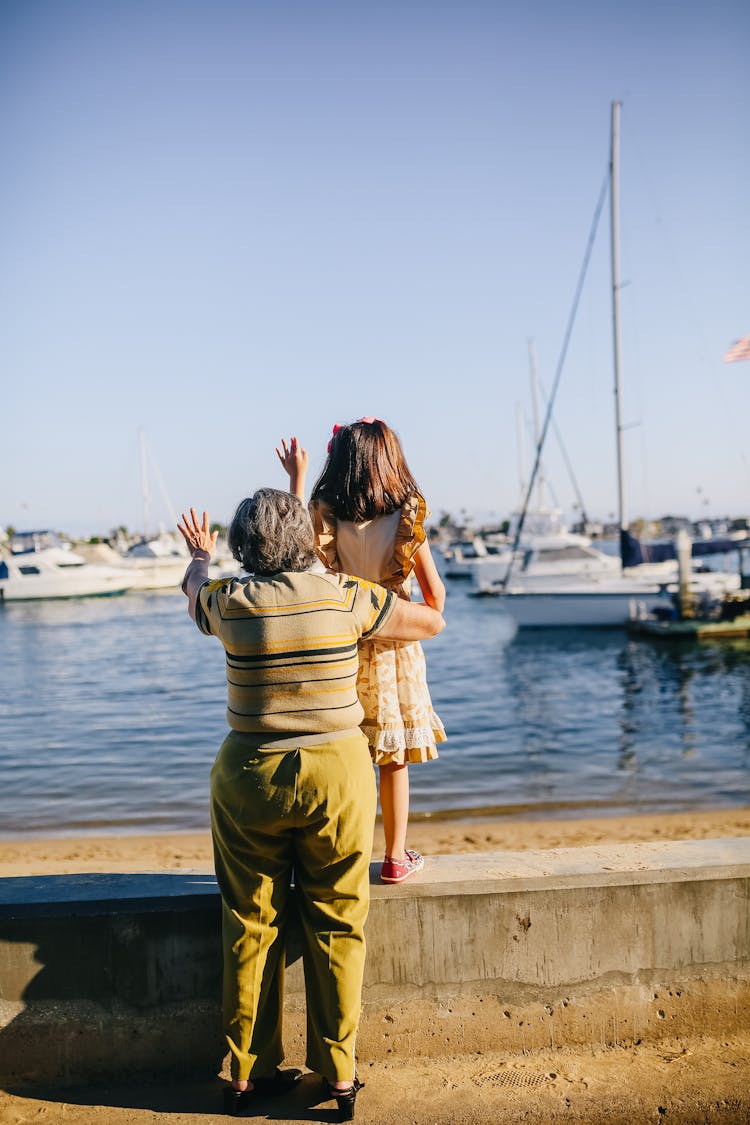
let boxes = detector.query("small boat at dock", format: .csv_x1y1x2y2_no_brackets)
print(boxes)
628,611,750,641
628,542,750,641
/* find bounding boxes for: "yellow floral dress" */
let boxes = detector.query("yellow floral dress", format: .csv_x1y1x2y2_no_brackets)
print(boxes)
310,493,446,766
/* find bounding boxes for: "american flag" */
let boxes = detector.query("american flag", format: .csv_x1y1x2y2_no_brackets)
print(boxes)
724,335,750,363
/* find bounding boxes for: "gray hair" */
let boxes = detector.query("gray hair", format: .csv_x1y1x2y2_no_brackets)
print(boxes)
228,488,316,575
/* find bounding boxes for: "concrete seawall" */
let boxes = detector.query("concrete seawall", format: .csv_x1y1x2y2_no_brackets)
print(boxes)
1,838,749,1086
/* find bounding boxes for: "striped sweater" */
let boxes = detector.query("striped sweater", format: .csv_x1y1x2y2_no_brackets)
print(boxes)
195,569,396,735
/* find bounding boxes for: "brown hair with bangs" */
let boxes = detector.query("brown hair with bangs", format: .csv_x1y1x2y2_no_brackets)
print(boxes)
310,419,420,522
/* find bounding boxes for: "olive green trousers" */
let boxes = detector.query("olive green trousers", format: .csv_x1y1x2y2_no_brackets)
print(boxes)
210,729,377,1084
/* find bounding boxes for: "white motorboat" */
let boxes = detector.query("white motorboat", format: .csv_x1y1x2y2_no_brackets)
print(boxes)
472,527,739,626
0,532,134,602
470,512,695,596
78,533,240,591
77,535,189,591
443,536,504,579
453,504,597,586
468,507,627,591
471,535,614,589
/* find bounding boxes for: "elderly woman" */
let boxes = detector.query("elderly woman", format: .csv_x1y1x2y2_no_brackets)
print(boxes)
178,490,444,1119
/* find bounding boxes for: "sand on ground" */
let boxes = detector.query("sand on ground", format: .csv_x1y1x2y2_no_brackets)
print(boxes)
1,805,750,876
1,1037,749,1124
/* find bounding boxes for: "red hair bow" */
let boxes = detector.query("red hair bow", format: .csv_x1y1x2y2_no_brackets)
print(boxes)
327,417,383,453
327,424,342,453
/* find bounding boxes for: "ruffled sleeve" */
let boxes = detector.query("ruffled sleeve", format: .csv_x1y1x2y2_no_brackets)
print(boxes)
309,498,339,572
382,492,428,589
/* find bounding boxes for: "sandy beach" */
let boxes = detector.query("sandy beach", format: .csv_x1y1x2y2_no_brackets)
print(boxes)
2,805,750,876
1,1036,749,1124
2,808,749,1122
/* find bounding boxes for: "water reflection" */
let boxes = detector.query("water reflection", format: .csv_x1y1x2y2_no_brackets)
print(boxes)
616,642,640,773
482,618,750,815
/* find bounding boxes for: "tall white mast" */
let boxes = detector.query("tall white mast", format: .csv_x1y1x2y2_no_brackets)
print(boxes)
610,100,627,569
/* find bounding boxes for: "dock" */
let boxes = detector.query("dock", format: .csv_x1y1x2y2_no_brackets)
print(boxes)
628,613,750,640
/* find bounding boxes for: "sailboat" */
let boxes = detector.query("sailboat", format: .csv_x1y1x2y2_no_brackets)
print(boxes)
464,344,605,589
78,432,239,590
484,103,738,627
74,432,190,590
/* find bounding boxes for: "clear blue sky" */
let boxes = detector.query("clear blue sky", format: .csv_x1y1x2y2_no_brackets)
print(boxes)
2,0,748,536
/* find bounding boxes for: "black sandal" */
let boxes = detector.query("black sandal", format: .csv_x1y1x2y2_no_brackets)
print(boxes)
223,1068,302,1115
323,1075,364,1121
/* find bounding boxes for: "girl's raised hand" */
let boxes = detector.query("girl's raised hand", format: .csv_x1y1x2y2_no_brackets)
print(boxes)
275,436,308,501
276,436,308,478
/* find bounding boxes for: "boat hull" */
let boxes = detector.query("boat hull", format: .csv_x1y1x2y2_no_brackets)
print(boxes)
490,587,670,628
0,545,135,602
0,577,131,601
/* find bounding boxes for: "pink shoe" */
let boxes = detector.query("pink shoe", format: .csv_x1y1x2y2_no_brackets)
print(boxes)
380,849,425,884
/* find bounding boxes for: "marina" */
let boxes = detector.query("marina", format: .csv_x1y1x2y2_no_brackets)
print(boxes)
2,8,748,1120
629,613,750,640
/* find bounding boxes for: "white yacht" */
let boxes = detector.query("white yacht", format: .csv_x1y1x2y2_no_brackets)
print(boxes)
76,534,188,591
443,536,506,579
467,508,618,590
471,518,740,626
78,532,240,591
0,532,134,602
469,524,704,628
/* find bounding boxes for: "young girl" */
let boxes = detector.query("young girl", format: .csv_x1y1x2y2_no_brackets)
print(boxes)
276,421,446,884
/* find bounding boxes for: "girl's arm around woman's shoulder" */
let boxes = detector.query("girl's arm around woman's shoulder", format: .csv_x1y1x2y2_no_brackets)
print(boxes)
412,539,446,612
376,597,445,642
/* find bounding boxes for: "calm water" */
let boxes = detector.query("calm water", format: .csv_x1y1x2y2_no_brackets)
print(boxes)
1,584,750,837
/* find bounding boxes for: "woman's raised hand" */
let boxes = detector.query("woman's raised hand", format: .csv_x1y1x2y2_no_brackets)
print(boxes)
275,436,308,502
177,507,218,559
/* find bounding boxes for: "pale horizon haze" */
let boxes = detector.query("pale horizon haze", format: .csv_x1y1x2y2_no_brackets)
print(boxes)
2,0,748,538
